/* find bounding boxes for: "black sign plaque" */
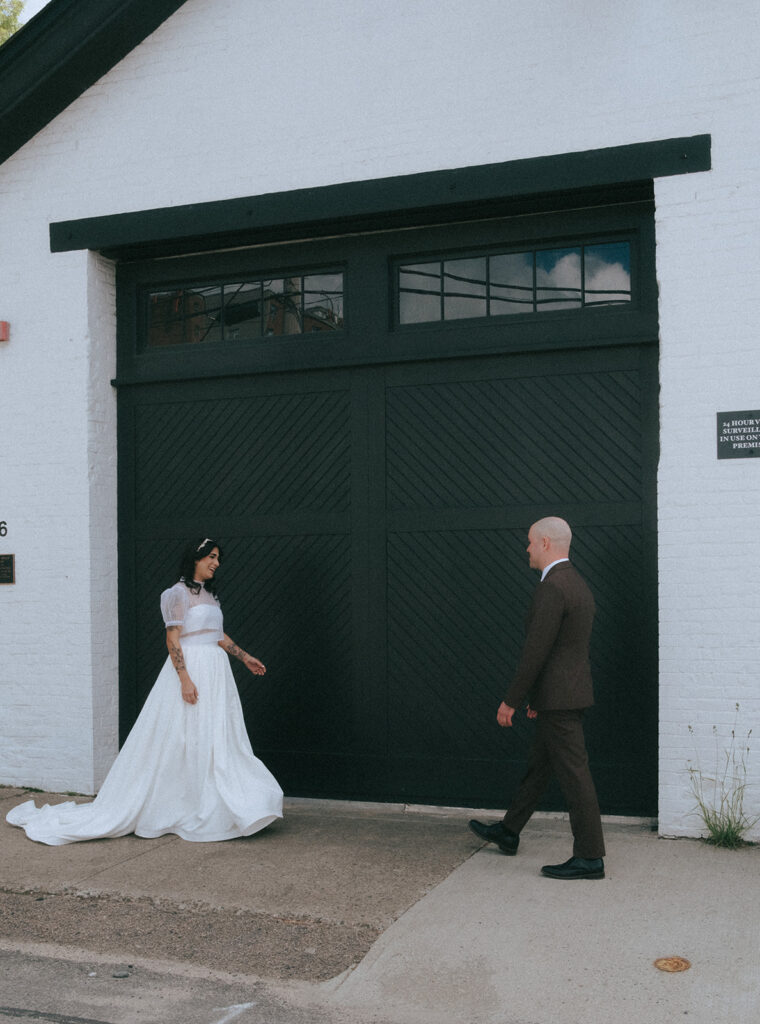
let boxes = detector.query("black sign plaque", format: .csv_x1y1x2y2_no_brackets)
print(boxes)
717,410,760,459
0,554,15,584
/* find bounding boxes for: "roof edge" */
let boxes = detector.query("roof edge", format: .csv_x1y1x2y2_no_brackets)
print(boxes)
0,0,188,167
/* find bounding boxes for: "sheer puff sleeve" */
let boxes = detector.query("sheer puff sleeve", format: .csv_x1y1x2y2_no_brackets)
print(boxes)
160,583,189,628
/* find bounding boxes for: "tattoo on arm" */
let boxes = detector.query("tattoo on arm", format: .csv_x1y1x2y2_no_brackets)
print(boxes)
167,628,186,672
169,642,186,672
222,638,247,662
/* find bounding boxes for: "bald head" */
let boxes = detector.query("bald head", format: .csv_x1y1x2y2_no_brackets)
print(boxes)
526,517,572,571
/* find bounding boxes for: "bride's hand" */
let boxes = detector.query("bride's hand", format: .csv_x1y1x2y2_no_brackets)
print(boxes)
181,679,199,704
244,655,266,676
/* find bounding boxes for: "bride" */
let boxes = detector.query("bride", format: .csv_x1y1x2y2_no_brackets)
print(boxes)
7,538,283,845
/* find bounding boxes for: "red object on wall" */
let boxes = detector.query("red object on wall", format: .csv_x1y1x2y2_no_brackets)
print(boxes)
0,322,9,341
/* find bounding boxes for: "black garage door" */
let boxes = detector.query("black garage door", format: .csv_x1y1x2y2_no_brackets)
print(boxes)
117,201,659,816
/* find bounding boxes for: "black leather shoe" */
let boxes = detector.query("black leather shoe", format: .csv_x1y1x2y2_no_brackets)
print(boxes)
468,819,519,855
541,856,605,879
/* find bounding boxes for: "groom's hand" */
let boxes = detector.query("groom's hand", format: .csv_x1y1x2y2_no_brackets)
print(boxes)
497,702,515,728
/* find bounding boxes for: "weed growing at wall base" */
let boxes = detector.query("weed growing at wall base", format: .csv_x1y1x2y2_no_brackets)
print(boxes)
687,705,758,848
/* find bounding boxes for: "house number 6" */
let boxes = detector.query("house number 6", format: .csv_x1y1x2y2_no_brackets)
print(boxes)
0,522,7,537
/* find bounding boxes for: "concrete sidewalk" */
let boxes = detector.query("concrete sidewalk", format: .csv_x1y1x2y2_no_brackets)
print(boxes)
1,786,759,1024
326,817,760,1024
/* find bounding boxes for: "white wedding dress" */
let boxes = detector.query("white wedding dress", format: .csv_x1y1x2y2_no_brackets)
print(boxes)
6,583,283,845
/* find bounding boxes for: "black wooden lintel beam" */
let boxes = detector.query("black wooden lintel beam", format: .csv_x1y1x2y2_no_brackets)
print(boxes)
50,134,711,260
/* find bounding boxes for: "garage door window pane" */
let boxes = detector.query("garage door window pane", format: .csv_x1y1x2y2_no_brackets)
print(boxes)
443,257,487,320
399,263,442,323
224,282,262,340
535,247,582,310
264,278,303,336
304,273,345,331
147,286,221,346
490,252,534,315
584,243,631,306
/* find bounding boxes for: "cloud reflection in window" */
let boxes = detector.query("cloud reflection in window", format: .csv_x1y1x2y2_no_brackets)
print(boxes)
399,241,631,325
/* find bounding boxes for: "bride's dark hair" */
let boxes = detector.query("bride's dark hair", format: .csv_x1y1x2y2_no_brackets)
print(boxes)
178,537,223,596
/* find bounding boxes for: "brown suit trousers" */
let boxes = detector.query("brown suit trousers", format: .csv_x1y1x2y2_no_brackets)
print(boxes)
502,709,605,859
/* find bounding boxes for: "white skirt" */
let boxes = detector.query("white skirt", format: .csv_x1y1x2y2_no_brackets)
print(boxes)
6,643,283,845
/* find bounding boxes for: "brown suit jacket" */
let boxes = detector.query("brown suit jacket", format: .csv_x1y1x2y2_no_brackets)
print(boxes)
503,560,595,712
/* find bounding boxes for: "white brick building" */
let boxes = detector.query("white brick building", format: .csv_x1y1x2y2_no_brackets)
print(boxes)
0,0,758,839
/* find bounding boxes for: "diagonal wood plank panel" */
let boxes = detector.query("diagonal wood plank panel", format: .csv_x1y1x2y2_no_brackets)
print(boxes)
383,361,655,812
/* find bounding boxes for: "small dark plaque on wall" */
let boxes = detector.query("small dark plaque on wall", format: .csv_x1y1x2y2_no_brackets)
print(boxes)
717,410,760,459
0,554,15,584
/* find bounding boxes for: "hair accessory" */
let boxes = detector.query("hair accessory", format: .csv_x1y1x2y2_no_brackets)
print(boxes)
196,538,213,552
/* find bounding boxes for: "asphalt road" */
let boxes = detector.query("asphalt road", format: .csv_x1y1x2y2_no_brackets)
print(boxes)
0,945,374,1024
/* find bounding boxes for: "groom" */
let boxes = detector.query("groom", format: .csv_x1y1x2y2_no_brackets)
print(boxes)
469,517,606,879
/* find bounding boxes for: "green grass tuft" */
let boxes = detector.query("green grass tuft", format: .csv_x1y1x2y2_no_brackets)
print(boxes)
687,705,758,849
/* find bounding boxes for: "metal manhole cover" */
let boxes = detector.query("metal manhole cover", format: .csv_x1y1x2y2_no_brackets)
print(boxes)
653,956,691,973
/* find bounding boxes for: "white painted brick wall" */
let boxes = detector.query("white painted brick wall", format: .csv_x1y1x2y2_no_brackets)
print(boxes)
85,252,119,783
656,156,760,839
0,246,108,793
1,0,758,833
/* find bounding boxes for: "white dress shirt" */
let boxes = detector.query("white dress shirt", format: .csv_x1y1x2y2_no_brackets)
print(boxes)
540,557,569,581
